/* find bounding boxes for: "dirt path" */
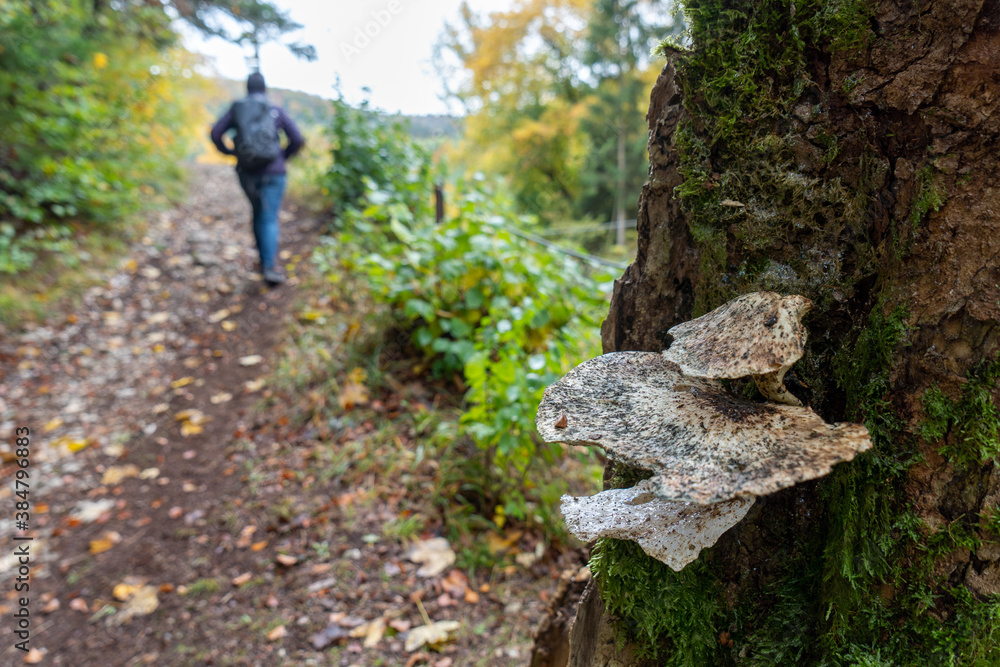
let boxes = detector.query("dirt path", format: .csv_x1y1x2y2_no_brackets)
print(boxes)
0,165,572,666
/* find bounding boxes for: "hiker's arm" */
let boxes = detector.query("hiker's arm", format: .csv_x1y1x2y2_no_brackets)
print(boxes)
277,108,304,159
210,108,236,155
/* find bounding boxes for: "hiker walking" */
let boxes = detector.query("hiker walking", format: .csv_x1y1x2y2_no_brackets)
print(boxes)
211,72,304,285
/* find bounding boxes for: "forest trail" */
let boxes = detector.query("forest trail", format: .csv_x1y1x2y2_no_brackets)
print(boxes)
0,165,562,666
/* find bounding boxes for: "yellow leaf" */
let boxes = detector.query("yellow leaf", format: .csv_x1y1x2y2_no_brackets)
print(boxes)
338,382,369,410
93,52,108,69
250,540,268,552
101,465,140,486
171,377,194,389
113,583,142,601
43,417,63,433
153,344,165,353
89,538,114,555
180,422,203,437
221,320,237,331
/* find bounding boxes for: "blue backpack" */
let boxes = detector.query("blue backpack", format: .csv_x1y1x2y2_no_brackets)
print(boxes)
231,96,281,172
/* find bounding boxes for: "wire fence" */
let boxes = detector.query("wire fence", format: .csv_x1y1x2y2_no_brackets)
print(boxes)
505,226,631,271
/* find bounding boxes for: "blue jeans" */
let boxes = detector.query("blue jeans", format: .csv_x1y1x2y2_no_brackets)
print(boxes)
238,172,286,271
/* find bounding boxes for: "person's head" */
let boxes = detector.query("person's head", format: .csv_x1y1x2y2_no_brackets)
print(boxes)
247,72,266,94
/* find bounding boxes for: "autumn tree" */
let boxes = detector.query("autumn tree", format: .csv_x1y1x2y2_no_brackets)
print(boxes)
581,0,674,244
436,0,592,223
535,0,1000,665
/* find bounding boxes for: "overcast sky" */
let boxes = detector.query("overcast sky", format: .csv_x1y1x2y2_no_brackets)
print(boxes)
180,0,514,116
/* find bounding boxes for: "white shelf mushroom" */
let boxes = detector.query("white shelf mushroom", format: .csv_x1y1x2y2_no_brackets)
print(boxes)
536,293,872,570
663,292,812,405
537,351,870,504
561,486,754,571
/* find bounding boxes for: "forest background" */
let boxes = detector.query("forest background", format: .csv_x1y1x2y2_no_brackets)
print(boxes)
0,0,678,570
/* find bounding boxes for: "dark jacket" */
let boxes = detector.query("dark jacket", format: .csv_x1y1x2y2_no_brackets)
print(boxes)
210,93,305,175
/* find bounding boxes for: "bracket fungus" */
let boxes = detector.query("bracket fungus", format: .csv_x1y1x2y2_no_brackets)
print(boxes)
663,291,812,406
561,486,754,571
536,292,872,570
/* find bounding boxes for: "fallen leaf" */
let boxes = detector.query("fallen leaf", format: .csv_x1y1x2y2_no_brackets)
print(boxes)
152,403,169,414
485,529,523,555
180,422,203,437
139,467,160,480
173,409,207,423
69,598,89,612
109,585,158,625
441,570,469,599
210,392,233,404
404,620,461,652
221,320,237,331
24,647,45,664
276,554,297,566
338,381,369,410
101,465,140,486
554,413,568,429
89,538,115,555
147,312,170,324
364,617,386,648
310,624,350,649
171,376,194,389
43,417,63,433
208,308,231,323
244,378,266,392
251,540,268,552
236,526,257,548
232,572,252,586
113,581,144,601
168,507,183,519
407,538,456,577
42,598,60,613
239,355,263,366
267,625,287,641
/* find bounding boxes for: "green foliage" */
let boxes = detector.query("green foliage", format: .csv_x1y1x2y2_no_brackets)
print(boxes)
0,0,196,273
590,538,723,664
322,95,430,215
319,97,607,525
910,164,947,229
920,354,1000,465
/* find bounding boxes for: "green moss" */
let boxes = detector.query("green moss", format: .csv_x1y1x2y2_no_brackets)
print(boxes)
920,354,1000,465
910,164,947,229
671,0,880,315
590,538,724,664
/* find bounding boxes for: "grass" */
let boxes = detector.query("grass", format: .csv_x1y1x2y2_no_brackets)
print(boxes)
0,226,133,330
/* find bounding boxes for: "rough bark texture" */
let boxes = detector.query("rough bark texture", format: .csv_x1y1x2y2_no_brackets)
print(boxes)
555,0,1000,664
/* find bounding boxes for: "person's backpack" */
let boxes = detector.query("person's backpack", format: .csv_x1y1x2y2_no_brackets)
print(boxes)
231,96,281,172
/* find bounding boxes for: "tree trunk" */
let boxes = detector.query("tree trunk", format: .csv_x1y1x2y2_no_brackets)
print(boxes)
557,0,1000,664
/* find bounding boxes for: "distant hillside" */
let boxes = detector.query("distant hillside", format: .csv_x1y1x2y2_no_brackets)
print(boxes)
207,78,459,138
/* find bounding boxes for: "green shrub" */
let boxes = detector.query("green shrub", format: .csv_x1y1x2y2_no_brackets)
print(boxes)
319,100,610,522
0,0,195,273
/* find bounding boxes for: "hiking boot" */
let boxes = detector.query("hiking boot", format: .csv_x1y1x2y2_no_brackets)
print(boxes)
263,269,286,286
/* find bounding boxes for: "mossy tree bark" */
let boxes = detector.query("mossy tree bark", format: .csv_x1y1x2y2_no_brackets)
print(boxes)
568,0,1000,664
